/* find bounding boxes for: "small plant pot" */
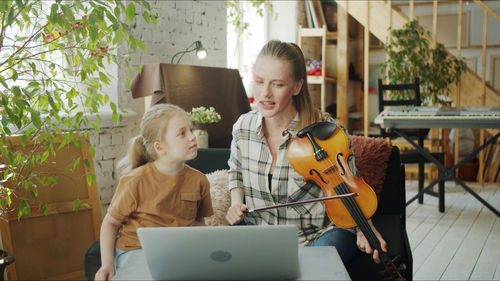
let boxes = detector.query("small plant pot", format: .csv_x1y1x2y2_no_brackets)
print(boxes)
193,129,209,148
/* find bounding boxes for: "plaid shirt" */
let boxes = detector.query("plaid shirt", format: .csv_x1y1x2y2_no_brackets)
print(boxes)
228,111,357,246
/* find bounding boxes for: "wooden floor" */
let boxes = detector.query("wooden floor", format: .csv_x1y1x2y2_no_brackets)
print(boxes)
405,180,500,280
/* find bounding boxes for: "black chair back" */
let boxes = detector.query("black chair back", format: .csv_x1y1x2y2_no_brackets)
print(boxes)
377,78,428,144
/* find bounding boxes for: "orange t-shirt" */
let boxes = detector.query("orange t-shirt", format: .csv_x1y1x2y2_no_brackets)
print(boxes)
107,162,213,250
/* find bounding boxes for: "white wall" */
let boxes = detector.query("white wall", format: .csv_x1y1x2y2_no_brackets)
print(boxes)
267,1,298,43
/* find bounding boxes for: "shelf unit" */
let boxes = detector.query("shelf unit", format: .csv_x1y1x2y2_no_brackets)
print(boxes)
297,16,350,128
297,24,337,112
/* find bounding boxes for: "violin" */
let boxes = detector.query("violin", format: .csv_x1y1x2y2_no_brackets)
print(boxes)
287,121,407,281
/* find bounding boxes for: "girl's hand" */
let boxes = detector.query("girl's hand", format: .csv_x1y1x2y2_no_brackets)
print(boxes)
94,264,115,281
225,203,247,225
356,221,387,263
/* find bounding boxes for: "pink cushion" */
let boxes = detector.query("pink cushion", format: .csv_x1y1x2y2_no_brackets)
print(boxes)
351,136,392,197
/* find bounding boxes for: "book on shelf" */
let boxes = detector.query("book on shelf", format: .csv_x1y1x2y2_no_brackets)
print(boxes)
305,0,326,29
305,1,313,28
311,0,326,29
306,0,318,28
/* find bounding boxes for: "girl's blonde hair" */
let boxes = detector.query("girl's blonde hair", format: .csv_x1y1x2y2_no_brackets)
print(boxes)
118,104,187,174
256,40,329,130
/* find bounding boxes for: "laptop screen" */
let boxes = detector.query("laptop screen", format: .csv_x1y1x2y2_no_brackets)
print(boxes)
137,225,299,280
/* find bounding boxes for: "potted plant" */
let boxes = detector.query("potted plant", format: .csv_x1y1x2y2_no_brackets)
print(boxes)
379,20,466,105
189,106,221,148
0,1,156,275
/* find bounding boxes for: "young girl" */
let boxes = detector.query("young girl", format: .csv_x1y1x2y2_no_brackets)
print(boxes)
94,104,213,281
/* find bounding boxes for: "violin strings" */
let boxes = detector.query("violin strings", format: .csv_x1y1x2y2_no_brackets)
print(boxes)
338,183,381,251
335,182,375,242
320,156,383,254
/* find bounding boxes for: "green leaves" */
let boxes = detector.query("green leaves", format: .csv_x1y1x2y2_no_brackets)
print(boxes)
380,20,466,104
126,2,136,23
0,0,157,219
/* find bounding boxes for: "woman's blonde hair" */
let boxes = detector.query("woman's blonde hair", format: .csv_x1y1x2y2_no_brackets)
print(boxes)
118,104,187,174
256,40,329,130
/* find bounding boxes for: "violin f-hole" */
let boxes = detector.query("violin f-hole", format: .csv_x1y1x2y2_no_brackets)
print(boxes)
336,153,346,176
309,169,329,184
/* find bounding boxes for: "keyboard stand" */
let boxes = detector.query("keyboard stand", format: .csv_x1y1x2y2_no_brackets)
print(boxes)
393,128,500,217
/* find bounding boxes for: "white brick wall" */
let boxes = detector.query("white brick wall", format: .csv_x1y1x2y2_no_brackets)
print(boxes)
92,1,227,216
89,114,140,216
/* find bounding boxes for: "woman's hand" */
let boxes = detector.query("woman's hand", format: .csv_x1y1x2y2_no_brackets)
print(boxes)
225,203,247,225
356,220,387,263
94,264,115,281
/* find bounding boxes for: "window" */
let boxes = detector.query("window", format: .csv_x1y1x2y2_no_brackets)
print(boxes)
227,1,269,98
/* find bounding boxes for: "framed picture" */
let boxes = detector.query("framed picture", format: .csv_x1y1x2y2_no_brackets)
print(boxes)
321,0,337,32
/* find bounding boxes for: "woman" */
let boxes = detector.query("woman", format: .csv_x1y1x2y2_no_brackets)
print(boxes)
225,40,386,264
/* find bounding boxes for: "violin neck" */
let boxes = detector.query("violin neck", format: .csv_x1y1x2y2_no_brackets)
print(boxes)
335,183,384,255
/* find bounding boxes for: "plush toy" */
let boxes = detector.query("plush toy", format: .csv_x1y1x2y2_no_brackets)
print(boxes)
205,170,231,226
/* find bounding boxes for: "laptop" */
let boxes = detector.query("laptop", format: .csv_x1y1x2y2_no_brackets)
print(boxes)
137,225,299,280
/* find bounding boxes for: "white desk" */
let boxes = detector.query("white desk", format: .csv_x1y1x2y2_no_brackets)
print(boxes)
113,246,350,280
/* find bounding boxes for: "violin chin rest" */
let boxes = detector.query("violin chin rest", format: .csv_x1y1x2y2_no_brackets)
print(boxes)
296,121,337,140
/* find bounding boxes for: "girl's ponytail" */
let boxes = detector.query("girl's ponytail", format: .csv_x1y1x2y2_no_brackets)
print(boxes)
130,135,150,169
117,135,150,175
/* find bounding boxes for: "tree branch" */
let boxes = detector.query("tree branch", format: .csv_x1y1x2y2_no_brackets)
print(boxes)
0,11,6,51
0,1,29,54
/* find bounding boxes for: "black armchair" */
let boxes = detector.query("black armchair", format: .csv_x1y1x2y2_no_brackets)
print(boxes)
190,147,413,281
346,145,412,281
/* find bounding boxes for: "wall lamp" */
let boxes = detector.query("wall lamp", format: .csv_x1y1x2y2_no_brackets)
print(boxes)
170,40,208,64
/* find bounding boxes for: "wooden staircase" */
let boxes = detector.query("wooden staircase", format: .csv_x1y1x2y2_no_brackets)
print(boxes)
336,0,500,108
336,0,500,183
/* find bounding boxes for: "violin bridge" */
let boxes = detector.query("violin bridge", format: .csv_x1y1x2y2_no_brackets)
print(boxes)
323,164,337,174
